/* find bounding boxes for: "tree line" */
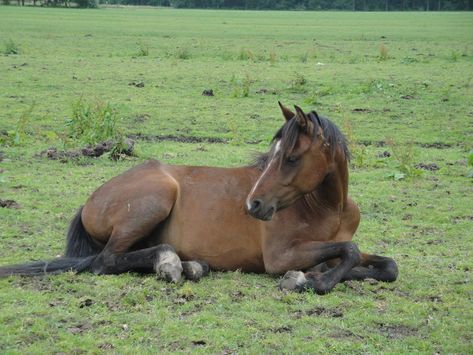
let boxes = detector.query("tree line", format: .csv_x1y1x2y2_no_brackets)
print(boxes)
3,0,472,10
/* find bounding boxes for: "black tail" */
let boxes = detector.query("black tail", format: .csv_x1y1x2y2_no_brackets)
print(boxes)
0,256,96,277
0,206,102,277
65,206,103,257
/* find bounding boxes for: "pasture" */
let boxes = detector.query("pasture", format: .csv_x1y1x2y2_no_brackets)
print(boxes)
0,7,472,353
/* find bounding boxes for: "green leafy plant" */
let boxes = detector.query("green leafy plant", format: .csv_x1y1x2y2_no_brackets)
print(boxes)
231,73,252,98
289,72,307,93
238,48,254,61
136,41,149,57
0,103,35,146
386,138,423,180
175,46,191,59
3,39,19,55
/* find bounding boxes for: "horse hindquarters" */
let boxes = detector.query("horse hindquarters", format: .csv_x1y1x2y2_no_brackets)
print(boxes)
81,162,179,275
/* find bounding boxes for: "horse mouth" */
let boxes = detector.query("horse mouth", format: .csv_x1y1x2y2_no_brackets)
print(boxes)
250,206,275,221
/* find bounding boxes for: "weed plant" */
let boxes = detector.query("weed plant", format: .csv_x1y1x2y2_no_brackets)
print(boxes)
3,39,19,55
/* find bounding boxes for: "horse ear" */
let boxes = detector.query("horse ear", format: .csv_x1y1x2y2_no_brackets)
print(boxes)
278,101,295,121
293,105,308,129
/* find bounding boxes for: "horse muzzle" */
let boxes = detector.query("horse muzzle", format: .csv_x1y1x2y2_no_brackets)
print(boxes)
246,198,276,221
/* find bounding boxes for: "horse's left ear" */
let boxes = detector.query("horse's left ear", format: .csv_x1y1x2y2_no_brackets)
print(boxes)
294,105,309,129
278,101,295,121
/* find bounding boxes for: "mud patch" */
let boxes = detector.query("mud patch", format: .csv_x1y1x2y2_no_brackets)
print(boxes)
0,199,20,209
256,88,278,95
419,142,452,149
415,162,440,171
452,215,473,224
352,108,373,113
128,133,228,144
294,306,343,319
329,328,364,340
376,322,418,339
38,140,134,162
129,80,144,88
202,89,214,96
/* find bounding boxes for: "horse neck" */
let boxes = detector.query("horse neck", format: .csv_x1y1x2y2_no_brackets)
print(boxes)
304,149,349,213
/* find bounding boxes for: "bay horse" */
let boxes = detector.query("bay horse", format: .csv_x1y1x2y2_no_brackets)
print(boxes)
0,102,398,294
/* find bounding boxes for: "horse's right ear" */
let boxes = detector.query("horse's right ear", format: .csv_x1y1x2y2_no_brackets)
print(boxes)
278,101,295,121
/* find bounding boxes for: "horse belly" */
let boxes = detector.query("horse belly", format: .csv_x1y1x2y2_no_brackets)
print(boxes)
158,168,265,272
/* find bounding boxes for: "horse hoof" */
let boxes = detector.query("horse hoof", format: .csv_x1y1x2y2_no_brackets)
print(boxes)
154,249,183,283
279,270,307,291
182,261,209,281
156,263,183,283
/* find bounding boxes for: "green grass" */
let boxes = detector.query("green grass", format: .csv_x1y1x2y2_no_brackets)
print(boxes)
1,6,472,353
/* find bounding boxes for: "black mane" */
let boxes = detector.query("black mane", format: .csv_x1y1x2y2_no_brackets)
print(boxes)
252,111,350,170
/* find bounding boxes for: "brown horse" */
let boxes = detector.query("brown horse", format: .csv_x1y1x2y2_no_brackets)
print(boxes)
0,102,398,294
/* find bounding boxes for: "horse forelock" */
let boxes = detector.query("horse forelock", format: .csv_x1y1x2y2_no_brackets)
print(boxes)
252,111,350,170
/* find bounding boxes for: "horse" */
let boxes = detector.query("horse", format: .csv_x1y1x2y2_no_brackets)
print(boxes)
0,102,398,294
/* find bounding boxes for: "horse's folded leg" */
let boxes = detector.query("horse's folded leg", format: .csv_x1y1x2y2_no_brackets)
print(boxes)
182,260,209,281
154,244,183,283
342,254,398,282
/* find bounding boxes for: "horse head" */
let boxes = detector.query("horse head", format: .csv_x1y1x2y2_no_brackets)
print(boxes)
246,102,342,221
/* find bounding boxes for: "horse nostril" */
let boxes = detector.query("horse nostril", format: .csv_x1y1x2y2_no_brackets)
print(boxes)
250,199,262,213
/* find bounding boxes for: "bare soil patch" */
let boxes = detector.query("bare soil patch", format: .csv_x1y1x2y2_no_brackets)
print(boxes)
38,140,134,162
0,199,20,209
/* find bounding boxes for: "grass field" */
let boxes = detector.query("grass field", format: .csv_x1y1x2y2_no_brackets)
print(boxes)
0,6,472,353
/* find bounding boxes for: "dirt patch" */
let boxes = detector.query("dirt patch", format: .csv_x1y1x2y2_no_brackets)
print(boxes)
294,306,343,319
129,80,144,88
415,162,440,171
356,140,386,147
419,142,452,149
272,325,292,333
256,88,278,95
377,150,391,158
191,340,207,347
128,133,228,144
329,328,364,340
67,323,92,335
202,89,214,96
351,108,373,113
401,94,414,100
376,322,418,339
38,140,134,162
133,113,150,123
452,215,473,224
0,199,20,209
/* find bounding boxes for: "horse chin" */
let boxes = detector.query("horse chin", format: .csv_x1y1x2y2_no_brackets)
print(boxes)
250,206,275,221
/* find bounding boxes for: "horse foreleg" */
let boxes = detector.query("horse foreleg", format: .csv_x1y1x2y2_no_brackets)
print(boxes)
275,241,362,294
342,253,398,282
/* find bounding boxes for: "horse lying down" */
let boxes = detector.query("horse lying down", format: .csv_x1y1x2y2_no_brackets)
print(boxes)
0,102,398,294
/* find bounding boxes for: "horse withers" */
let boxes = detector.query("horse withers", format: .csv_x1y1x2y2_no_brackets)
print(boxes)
0,102,398,294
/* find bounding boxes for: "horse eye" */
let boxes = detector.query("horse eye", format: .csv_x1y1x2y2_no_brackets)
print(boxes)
286,155,298,165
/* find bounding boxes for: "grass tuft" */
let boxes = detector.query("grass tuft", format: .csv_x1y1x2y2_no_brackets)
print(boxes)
3,38,19,55
379,43,388,61
136,41,149,57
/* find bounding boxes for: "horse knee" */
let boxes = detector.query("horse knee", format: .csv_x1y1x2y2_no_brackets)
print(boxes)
344,242,361,266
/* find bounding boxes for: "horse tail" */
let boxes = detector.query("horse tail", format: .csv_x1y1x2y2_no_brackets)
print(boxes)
0,256,96,277
0,206,102,277
65,206,103,257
